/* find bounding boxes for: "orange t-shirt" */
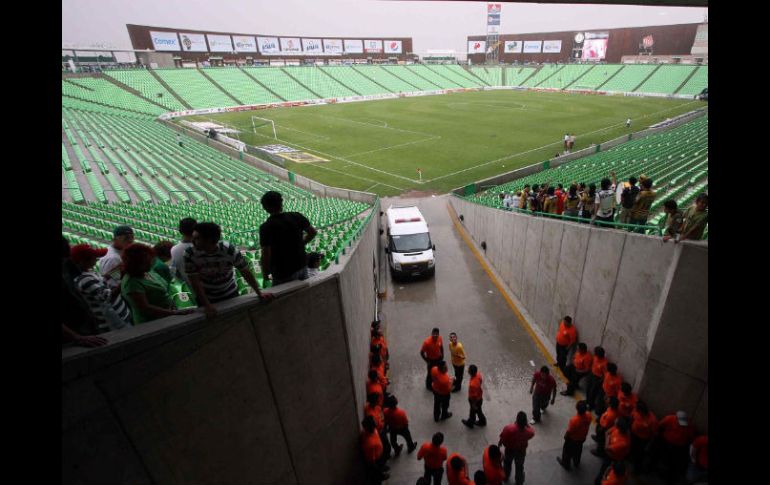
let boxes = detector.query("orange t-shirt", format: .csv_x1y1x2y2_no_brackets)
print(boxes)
384,407,409,430
599,407,619,430
566,412,593,442
617,391,637,417
659,415,695,446
573,350,593,373
592,356,608,378
692,435,708,469
421,336,444,360
417,443,447,470
603,373,622,398
431,367,453,395
556,321,577,347
601,467,628,485
605,427,631,461
468,372,483,401
446,453,470,485
483,447,506,485
364,403,384,432
361,429,383,464
631,410,658,440
366,380,384,407
371,334,388,354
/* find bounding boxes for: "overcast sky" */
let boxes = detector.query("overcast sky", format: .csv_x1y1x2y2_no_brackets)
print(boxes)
62,0,707,59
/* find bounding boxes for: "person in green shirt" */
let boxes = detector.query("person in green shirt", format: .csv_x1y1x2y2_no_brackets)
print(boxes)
662,200,684,242
121,243,195,324
152,241,174,284
679,193,708,242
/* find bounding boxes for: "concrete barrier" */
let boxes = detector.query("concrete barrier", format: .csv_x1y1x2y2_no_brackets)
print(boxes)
449,196,707,432
63,201,382,484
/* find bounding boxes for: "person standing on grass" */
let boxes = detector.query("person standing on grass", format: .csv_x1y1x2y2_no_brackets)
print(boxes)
529,366,557,424
449,332,466,392
626,118,631,128
498,411,535,485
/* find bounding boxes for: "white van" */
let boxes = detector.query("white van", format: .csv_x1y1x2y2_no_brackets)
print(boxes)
385,205,436,279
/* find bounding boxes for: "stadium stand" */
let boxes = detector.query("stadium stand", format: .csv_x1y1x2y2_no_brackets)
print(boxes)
600,64,659,93
201,67,283,105
103,70,187,111
537,64,594,89
522,64,563,87
62,78,165,115
470,66,502,86
635,64,698,95
282,66,358,98
153,68,237,109
353,65,416,93
676,65,708,96
386,65,444,90
427,64,485,87
569,64,624,90
321,66,393,95
505,67,538,86
241,67,316,101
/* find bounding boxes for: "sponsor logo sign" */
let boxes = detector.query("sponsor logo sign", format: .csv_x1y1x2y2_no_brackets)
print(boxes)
178,33,206,52
324,39,343,54
364,40,383,53
302,38,323,53
258,36,280,54
384,40,402,53
150,31,180,51
259,144,298,154
523,41,542,53
344,39,364,53
543,40,562,53
487,14,500,26
487,25,500,34
642,35,654,48
487,3,501,14
280,37,302,53
233,35,257,52
468,41,486,54
207,34,233,52
504,40,522,53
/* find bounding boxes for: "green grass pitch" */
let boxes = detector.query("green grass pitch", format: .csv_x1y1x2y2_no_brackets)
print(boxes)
186,90,706,197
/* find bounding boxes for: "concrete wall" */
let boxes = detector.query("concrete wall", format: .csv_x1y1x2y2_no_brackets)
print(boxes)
63,202,381,485
449,196,707,432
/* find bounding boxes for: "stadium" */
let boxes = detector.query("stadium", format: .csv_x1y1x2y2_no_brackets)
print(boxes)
62,1,708,484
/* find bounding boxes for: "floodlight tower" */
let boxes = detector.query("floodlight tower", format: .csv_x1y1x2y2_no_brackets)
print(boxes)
485,3,501,65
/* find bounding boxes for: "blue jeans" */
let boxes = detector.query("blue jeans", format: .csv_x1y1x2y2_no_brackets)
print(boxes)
272,266,309,286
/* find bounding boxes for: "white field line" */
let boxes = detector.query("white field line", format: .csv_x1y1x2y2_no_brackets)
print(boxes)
315,113,441,138
345,135,441,158
274,125,331,140
364,182,380,192
446,101,545,112
425,99,702,183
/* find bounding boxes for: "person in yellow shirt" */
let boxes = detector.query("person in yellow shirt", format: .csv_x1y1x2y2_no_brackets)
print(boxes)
449,332,466,393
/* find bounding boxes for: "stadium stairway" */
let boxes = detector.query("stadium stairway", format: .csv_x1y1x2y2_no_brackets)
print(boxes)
676,65,708,96
280,68,324,99
347,67,397,94
441,64,488,86
673,66,701,95
636,65,696,95
100,74,174,112
631,64,662,92
403,65,453,89
316,67,362,96
361,65,421,91
148,69,192,110
562,64,595,89
424,64,474,87
580,64,624,91
461,65,491,86
532,64,565,87
197,68,243,106
237,67,287,102
320,66,390,95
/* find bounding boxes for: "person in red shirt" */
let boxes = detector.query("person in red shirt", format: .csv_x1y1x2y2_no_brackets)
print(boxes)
656,410,695,483
555,184,565,215
446,453,472,485
600,461,628,485
371,320,389,362
587,346,607,414
366,370,384,407
498,411,535,485
529,366,557,424
483,445,506,485
383,395,417,455
370,352,389,389
421,327,444,391
617,382,637,417
686,434,708,484
629,400,657,473
557,400,592,470
594,416,631,485
555,316,577,371
431,360,454,422
601,363,622,414
364,393,391,461
461,365,487,428
561,342,592,396
417,432,448,485
361,415,389,482
591,396,619,457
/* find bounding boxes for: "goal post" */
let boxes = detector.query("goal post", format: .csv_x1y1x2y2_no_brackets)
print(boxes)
251,116,277,139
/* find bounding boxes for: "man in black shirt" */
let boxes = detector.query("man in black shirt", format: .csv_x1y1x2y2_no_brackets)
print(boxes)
259,191,318,286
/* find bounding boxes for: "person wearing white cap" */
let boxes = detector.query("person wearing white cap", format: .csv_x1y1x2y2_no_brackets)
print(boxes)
655,410,695,483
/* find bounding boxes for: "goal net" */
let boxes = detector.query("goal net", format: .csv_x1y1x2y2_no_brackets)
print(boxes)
251,116,277,139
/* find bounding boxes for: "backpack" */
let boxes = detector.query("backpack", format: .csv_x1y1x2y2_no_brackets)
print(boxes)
621,185,640,209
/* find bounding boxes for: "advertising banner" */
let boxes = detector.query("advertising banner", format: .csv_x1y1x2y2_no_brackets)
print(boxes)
487,14,500,26
364,40,383,53
324,39,343,54
258,37,280,54
487,25,500,34
233,35,257,52
302,38,323,54
523,41,542,53
468,41,486,54
344,39,364,53
504,40,522,53
178,33,207,52
150,31,180,51
280,37,302,53
207,34,233,52
543,40,562,53
487,3,501,14
384,40,402,54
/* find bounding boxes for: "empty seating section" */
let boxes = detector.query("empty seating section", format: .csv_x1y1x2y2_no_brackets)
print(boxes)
62,78,164,115
443,65,488,86
538,64,593,89
636,65,697,95
321,67,388,95
202,67,282,105
676,66,708,96
282,66,358,98
570,64,624,90
600,64,658,93
470,67,502,86
522,64,563,87
427,65,484,87
154,68,236,109
409,65,460,89
466,116,708,231
388,65,444,90
104,70,186,111
353,66,415,93
242,67,316,101
505,67,537,86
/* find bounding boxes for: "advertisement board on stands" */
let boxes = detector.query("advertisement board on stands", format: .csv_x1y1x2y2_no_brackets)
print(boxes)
150,31,180,51
324,39,343,54
364,40,383,53
543,40,562,53
258,36,280,54
384,40,402,54
302,38,323,53
504,40,522,53
523,41,542,53
468,41,486,53
280,37,302,53
207,34,233,52
344,39,364,53
179,33,207,52
233,35,257,52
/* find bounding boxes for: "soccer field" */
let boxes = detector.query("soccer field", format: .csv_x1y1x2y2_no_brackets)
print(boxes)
186,90,706,197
